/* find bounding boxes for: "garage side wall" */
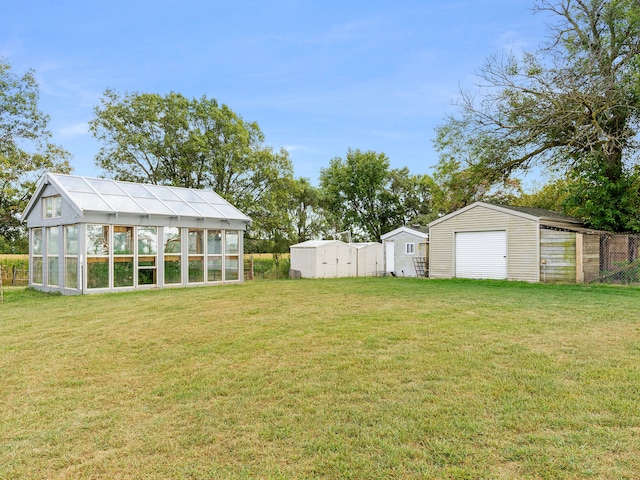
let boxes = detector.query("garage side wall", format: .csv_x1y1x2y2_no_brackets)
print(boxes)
429,205,540,282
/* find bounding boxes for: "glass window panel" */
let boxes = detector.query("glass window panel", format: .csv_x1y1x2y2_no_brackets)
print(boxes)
138,257,156,286
87,178,126,195
207,257,222,282
145,185,180,201
102,194,142,212
87,225,109,255
53,196,62,217
225,255,239,281
32,257,43,284
58,176,94,192
32,228,43,255
188,229,204,254
138,227,157,255
87,257,109,289
135,198,173,215
225,231,239,254
113,226,134,254
47,227,59,254
71,193,112,212
123,183,155,198
164,227,181,254
188,257,204,283
43,197,52,218
65,225,78,255
65,257,78,289
194,204,224,218
174,188,205,203
165,200,200,216
164,256,182,284
207,230,222,254
47,256,59,286
114,257,134,287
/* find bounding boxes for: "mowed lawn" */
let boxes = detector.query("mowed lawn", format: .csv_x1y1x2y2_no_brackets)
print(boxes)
1,278,639,479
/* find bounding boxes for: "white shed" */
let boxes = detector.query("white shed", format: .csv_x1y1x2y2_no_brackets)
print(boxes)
351,242,384,277
289,240,357,278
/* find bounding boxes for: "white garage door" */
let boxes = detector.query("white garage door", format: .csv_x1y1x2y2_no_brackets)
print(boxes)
455,231,507,279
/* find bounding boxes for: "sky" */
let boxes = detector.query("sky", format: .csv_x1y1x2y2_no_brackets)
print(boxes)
3,1,551,185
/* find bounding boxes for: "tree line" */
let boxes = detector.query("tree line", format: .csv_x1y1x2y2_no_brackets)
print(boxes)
2,0,640,255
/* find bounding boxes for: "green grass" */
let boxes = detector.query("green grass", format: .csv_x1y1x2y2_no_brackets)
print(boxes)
1,278,640,479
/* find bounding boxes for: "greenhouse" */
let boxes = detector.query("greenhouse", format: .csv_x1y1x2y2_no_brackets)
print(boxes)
21,173,251,294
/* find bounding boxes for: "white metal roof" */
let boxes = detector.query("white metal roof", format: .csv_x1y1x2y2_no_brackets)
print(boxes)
22,173,251,223
290,239,350,248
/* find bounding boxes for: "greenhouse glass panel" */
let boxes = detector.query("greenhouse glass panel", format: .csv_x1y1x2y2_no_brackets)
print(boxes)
207,230,222,254
225,255,239,281
164,227,181,254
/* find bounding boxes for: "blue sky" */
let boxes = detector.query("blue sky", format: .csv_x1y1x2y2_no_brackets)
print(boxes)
4,1,549,185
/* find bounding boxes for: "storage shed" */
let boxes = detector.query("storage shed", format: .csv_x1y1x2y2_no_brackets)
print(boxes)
351,242,384,277
380,226,429,277
289,240,357,278
428,202,601,283
21,173,251,294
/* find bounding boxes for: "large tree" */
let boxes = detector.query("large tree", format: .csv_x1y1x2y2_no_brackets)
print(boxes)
435,0,640,231
0,59,71,251
319,149,405,241
89,90,293,234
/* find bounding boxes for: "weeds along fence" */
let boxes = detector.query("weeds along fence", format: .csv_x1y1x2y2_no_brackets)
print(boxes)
596,234,640,284
244,255,291,280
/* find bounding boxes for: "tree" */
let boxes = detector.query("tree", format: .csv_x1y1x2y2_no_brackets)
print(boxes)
319,149,404,241
389,168,437,226
288,177,328,243
435,0,640,231
0,59,71,251
89,89,293,236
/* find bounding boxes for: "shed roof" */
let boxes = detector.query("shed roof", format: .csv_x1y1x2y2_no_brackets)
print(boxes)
290,239,350,248
428,202,583,229
22,173,251,224
381,225,429,240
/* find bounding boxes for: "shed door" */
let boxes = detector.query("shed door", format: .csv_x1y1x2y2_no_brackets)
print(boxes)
385,241,395,273
455,231,507,280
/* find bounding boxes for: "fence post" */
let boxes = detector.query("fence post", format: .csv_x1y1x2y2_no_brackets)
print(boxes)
12,265,17,286
249,256,254,281
0,265,3,303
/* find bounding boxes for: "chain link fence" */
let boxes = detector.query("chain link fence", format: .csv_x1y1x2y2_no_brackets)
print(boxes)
596,234,640,285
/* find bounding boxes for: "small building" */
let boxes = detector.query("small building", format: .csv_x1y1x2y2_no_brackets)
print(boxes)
380,226,429,277
21,173,251,294
428,202,601,283
289,240,357,278
351,242,384,277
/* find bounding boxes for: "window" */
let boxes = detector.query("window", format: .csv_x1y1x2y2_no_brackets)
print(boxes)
43,195,62,218
87,224,109,289
137,226,157,286
405,243,415,255
163,227,182,284
64,225,79,289
207,230,222,282
188,229,204,283
113,226,134,287
225,230,240,281
46,227,59,286
32,228,43,285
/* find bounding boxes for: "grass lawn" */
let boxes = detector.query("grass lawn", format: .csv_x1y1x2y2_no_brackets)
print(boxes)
1,278,639,479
